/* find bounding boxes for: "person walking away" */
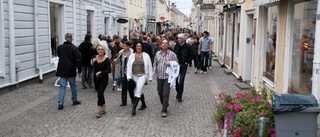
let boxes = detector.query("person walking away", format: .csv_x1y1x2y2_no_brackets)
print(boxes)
173,34,194,102
121,35,128,43
56,33,82,110
198,31,213,74
78,33,94,89
153,39,178,117
91,45,112,118
111,40,123,91
142,36,153,63
192,37,200,74
126,42,153,116
115,41,135,106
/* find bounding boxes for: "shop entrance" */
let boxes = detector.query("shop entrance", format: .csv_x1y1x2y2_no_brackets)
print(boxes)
243,14,254,83
49,2,63,57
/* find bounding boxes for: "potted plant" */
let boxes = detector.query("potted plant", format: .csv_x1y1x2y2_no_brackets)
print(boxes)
212,88,276,137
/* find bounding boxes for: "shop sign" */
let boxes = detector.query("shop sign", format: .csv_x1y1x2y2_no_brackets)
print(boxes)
117,18,128,24
200,4,215,10
148,19,156,23
204,16,214,20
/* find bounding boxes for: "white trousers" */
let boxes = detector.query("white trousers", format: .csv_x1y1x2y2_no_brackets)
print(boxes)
132,75,146,98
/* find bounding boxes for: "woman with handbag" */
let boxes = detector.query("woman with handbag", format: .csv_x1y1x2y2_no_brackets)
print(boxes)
126,41,153,116
114,41,135,106
91,44,111,118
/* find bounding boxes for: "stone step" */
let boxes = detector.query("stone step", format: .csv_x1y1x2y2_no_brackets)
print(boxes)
235,82,251,90
224,69,233,75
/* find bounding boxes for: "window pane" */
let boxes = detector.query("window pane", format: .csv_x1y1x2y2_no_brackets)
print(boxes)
219,15,224,53
289,1,317,94
263,6,278,82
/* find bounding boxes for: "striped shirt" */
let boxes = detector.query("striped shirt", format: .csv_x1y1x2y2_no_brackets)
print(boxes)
153,50,178,79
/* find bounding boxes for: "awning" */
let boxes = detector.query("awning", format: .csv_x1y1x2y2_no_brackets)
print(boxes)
252,0,280,6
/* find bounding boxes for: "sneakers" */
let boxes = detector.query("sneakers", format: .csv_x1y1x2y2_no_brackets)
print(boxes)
58,105,63,110
72,101,81,105
112,83,116,90
209,66,212,70
161,112,167,117
200,70,203,74
117,88,122,92
204,71,207,75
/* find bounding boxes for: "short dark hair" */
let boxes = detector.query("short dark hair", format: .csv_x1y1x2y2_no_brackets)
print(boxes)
203,31,209,35
100,35,107,41
142,36,148,41
124,41,133,47
84,33,92,41
98,34,103,40
133,41,144,53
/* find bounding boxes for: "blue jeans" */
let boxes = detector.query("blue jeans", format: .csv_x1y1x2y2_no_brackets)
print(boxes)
81,66,92,87
176,63,187,99
200,51,209,72
208,54,212,67
58,77,78,105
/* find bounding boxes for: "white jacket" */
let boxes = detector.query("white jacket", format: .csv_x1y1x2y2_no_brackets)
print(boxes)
166,61,180,89
126,52,153,81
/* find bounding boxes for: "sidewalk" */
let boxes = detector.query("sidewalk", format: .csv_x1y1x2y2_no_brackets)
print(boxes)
0,60,242,137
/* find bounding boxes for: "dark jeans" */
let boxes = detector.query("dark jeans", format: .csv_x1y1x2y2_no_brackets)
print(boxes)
157,78,170,112
121,74,134,104
193,55,200,69
94,76,108,106
200,51,209,72
81,66,92,87
176,63,187,99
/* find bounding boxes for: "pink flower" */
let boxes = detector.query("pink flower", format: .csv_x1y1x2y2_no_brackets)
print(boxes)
225,125,232,130
256,95,261,102
260,111,264,116
227,111,235,118
267,104,271,109
237,127,244,134
218,120,223,124
272,128,275,132
267,128,272,133
233,103,242,112
271,134,276,137
236,93,245,100
225,103,233,109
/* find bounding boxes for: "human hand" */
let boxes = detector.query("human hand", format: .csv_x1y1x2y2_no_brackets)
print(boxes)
164,61,170,66
198,51,200,55
95,71,101,77
92,58,97,63
78,73,82,78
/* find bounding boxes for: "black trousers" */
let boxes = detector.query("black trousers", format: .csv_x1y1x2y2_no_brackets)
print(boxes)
94,76,109,106
121,74,134,104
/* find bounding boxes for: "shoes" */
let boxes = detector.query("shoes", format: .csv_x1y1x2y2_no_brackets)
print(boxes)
100,109,106,115
119,103,127,106
58,105,63,110
204,71,207,75
177,98,182,102
117,88,122,92
88,84,94,89
112,83,116,90
200,70,203,74
72,101,81,105
82,86,87,89
161,112,167,117
209,67,212,70
96,112,101,118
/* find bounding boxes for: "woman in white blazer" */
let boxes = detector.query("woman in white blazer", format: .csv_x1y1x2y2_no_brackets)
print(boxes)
126,41,153,116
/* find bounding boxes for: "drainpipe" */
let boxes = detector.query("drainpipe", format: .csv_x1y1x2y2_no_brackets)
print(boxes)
73,0,76,45
34,0,43,83
8,0,16,84
109,0,112,35
312,2,320,100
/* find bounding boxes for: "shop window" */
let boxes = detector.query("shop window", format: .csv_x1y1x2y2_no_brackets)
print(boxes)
235,12,240,59
219,15,224,53
288,1,317,94
262,6,278,82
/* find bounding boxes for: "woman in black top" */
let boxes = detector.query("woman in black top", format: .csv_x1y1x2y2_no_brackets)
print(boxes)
192,37,200,74
92,45,111,118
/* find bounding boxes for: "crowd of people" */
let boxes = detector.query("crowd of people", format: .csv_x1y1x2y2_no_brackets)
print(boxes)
55,29,214,118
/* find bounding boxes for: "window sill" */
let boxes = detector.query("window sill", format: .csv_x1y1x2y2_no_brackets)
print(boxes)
261,76,275,90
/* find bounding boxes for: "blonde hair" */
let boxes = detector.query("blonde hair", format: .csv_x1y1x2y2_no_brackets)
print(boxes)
92,38,101,49
96,45,106,52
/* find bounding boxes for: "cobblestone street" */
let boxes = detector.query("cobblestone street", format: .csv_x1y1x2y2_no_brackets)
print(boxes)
0,60,241,137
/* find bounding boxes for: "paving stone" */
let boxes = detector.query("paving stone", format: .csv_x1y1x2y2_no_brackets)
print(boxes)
224,69,233,75
235,82,251,90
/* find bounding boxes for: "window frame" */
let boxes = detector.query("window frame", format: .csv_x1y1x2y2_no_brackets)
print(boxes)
0,0,5,78
259,4,280,89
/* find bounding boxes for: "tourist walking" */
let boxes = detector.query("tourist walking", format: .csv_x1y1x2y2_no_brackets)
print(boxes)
78,33,94,89
192,37,200,74
91,45,112,118
56,33,82,110
126,42,153,116
153,39,178,117
198,31,213,74
173,34,194,102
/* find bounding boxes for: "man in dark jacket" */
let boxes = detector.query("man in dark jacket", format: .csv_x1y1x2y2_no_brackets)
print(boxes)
56,33,82,110
142,36,153,61
78,33,93,89
173,34,194,102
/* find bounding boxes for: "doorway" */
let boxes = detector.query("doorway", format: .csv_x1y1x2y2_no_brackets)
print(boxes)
243,14,254,82
49,2,63,57
86,10,94,35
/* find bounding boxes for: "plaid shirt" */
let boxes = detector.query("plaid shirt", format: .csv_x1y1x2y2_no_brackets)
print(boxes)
153,50,178,79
